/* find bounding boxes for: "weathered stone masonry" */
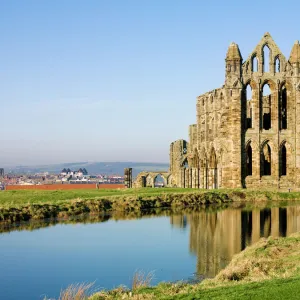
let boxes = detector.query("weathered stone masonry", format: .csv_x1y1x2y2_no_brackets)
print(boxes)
167,33,300,189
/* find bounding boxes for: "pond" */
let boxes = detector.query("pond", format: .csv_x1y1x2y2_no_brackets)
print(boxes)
1,202,300,300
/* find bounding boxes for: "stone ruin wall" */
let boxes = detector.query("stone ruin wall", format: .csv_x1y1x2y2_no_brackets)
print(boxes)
135,32,300,190
169,33,300,190
134,171,173,188
169,84,236,189
240,33,299,189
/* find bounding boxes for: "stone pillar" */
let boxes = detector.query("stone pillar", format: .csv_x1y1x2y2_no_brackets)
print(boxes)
193,168,197,188
252,140,260,186
249,82,261,188
180,168,185,188
218,168,222,188
196,168,200,188
208,168,211,189
191,168,195,188
229,88,242,188
185,168,189,188
271,86,279,185
124,168,133,188
200,167,204,189
271,144,279,185
295,85,300,186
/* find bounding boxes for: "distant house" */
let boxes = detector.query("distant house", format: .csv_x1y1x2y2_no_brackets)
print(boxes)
60,168,89,180
61,168,68,176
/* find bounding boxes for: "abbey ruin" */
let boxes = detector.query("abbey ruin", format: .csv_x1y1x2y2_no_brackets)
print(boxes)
135,33,300,189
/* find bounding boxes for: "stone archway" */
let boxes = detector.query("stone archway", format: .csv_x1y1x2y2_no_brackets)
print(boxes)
152,174,167,187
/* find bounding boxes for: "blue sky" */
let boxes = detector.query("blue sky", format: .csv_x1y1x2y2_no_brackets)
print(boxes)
0,0,299,166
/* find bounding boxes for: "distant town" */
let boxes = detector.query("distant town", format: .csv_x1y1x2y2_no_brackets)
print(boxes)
0,167,124,188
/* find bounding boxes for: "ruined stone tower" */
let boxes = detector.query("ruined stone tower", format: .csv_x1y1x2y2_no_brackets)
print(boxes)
168,33,300,189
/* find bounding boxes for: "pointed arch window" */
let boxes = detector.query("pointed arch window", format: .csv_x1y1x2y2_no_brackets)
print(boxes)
154,174,165,187
280,144,287,176
220,93,223,103
280,86,287,129
245,84,252,129
252,55,258,72
261,143,271,176
263,45,270,72
182,158,189,168
275,57,280,73
262,84,271,130
246,144,252,176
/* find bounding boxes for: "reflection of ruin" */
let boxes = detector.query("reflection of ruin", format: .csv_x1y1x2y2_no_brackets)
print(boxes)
183,205,300,278
170,214,188,229
188,210,241,277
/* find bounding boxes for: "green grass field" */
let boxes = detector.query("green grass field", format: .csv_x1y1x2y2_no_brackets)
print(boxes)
161,277,300,300
0,188,197,208
2,187,300,211
2,187,300,224
127,277,300,300
59,276,300,300
2,188,300,208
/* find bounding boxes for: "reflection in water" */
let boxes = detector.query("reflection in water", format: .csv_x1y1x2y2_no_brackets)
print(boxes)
170,215,188,229
2,203,300,285
188,209,241,277
181,206,300,278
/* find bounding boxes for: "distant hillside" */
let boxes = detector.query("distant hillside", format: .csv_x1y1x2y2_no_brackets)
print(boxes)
7,162,169,177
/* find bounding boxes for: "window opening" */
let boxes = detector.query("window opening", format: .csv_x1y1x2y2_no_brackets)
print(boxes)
182,159,189,168
154,174,165,188
263,45,270,72
280,144,287,176
280,86,287,129
261,143,271,176
246,84,252,129
252,56,258,72
275,57,280,73
246,145,252,176
262,84,271,130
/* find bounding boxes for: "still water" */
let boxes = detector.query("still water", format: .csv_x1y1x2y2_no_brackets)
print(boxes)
1,203,300,300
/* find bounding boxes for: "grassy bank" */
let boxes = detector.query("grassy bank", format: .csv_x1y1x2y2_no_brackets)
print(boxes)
1,204,236,234
56,233,300,300
2,188,300,223
0,188,231,223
